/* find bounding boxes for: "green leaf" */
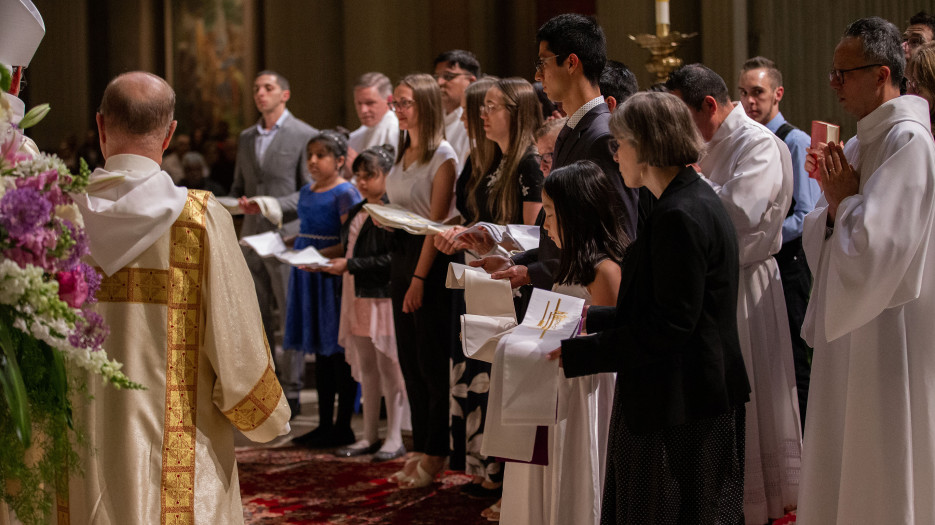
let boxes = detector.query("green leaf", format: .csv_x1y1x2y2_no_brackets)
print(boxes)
18,103,51,129
0,319,32,447
0,64,10,92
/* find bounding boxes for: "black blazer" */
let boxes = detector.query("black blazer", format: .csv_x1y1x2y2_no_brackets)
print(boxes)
339,199,395,298
514,102,640,288
561,167,750,435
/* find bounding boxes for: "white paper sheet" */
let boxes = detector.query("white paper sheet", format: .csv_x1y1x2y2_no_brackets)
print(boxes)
363,203,455,235
239,231,288,257
239,231,330,268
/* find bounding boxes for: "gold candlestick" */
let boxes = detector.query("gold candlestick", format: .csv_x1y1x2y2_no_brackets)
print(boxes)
629,1,697,85
628,31,697,84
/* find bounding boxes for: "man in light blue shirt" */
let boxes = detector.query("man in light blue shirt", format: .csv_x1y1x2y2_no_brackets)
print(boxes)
739,56,820,430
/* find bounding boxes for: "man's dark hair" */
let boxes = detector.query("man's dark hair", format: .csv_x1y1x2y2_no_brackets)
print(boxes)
909,11,935,36
432,49,481,78
256,70,290,91
665,64,731,111
844,17,905,87
536,13,607,84
741,56,783,89
599,60,639,104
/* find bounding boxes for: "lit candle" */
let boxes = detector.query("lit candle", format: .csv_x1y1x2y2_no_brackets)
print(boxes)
655,0,670,26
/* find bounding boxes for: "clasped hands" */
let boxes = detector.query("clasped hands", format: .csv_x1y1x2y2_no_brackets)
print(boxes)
806,141,859,222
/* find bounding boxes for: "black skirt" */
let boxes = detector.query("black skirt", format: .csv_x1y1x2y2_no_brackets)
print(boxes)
601,401,746,525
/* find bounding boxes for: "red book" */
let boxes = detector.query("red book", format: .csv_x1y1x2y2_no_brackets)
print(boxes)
809,121,840,179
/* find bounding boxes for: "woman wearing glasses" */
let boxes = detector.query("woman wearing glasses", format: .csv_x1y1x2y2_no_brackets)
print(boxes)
437,78,545,254
384,73,458,488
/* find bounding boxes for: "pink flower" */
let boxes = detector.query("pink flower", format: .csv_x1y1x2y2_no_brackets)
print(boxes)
57,269,89,308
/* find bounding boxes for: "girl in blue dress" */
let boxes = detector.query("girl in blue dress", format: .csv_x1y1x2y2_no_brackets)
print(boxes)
285,129,362,448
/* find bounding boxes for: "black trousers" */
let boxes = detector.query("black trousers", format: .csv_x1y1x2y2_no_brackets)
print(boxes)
775,237,812,430
390,233,453,457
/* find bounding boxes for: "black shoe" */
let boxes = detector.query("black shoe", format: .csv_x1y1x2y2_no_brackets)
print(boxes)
459,482,503,499
331,426,357,447
371,445,406,463
292,426,333,448
334,440,383,457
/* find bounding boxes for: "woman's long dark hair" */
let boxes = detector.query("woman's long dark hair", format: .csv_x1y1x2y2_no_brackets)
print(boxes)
544,160,630,286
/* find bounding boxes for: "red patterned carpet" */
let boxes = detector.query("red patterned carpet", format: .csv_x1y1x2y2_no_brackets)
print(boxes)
237,446,493,524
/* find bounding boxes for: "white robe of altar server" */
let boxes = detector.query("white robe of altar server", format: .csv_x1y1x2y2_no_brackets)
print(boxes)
67,155,291,525
500,283,614,525
699,103,801,524
797,96,935,525
348,109,399,156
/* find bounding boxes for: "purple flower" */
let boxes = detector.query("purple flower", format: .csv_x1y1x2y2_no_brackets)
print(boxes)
55,219,89,272
79,262,102,304
3,228,57,271
68,309,109,350
0,187,52,239
16,169,59,192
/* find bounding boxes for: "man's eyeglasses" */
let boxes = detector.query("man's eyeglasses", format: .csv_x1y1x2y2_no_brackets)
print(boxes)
389,98,415,111
609,138,620,155
905,34,928,49
433,72,469,82
828,64,883,85
540,152,553,164
535,54,568,74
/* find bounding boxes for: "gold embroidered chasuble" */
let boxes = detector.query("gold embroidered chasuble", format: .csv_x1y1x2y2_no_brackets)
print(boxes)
67,190,290,524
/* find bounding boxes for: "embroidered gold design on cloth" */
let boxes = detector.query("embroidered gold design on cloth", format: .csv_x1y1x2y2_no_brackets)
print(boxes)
223,363,283,431
160,190,208,525
96,268,169,304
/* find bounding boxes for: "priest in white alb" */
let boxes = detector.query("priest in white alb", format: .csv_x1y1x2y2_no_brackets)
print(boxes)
797,17,935,524
667,64,802,524
68,71,291,524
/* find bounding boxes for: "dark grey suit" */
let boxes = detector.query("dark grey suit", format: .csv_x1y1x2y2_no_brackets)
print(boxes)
230,111,317,352
513,102,640,289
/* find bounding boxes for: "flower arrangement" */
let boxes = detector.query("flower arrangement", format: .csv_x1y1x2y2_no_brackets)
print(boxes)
0,78,141,523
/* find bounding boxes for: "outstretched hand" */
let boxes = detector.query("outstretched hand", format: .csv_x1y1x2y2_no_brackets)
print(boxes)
470,256,530,288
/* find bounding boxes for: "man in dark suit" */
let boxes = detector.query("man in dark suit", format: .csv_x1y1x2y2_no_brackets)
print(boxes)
475,14,639,289
229,70,317,415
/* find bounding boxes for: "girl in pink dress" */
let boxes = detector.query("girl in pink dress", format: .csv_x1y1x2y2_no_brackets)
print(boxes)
326,145,408,461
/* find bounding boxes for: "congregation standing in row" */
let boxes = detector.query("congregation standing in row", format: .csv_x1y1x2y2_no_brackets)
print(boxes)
49,7,935,525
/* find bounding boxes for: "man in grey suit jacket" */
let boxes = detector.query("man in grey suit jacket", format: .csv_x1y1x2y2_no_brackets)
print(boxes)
230,71,317,407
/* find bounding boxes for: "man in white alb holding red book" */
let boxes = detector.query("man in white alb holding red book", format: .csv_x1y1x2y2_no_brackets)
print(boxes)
797,16,935,525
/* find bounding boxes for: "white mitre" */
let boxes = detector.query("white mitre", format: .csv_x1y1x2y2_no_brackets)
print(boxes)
0,0,46,68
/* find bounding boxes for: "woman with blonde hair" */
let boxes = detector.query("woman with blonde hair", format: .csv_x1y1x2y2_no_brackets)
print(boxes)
907,41,935,135
437,77,544,254
384,73,458,488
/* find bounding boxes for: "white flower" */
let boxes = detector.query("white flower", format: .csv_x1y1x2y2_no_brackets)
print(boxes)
55,203,84,228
